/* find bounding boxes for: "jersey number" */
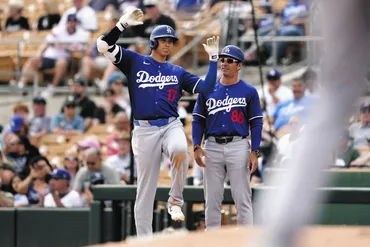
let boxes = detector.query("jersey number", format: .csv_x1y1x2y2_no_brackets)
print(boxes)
231,110,244,124
167,89,177,102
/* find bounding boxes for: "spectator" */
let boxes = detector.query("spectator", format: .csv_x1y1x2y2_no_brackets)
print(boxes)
29,96,51,143
0,177,14,207
62,77,97,130
334,131,361,168
12,103,29,124
63,153,80,189
17,14,90,98
76,138,101,158
58,0,97,32
95,88,125,124
5,0,30,33
3,133,27,174
9,115,27,137
273,77,312,132
349,102,370,150
108,72,131,117
36,0,61,31
0,150,16,194
50,97,85,136
132,0,176,38
105,112,130,156
74,148,120,206
44,169,83,207
105,132,136,184
88,0,120,11
12,156,52,207
302,67,319,96
258,69,293,118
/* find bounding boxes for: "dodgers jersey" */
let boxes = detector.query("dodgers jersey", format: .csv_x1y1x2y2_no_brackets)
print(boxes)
113,49,212,120
193,79,263,138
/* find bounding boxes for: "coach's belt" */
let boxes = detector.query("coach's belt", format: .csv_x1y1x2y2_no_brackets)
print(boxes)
134,117,176,127
209,136,246,145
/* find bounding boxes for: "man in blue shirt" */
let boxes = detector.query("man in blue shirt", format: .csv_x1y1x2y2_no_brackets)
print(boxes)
50,97,84,136
273,77,312,131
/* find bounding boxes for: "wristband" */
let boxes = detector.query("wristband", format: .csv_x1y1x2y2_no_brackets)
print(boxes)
210,55,218,61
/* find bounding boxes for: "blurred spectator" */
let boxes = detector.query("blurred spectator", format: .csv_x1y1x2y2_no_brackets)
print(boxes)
44,169,83,207
50,97,85,136
0,177,14,207
105,132,136,184
18,14,89,98
258,69,293,117
76,138,101,158
302,67,319,96
29,96,51,143
349,102,370,149
132,0,176,38
4,133,27,174
62,78,97,130
58,0,97,32
88,0,120,11
95,88,125,124
105,112,130,156
5,0,30,33
0,150,16,194
36,0,61,31
8,115,27,137
74,148,120,206
12,103,29,124
108,72,131,117
334,131,361,168
12,156,52,207
273,77,312,132
63,153,80,189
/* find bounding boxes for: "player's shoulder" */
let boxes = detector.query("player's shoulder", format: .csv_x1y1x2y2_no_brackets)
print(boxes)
238,79,258,92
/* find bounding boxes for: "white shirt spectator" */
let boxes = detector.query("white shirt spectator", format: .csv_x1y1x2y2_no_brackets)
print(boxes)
105,154,136,180
58,6,97,31
44,190,83,208
259,85,293,116
43,26,90,60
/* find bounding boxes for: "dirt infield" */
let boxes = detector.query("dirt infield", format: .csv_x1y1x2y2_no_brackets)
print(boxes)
88,226,370,247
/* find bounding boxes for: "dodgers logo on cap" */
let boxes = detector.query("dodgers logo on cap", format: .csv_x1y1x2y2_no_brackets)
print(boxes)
223,47,230,53
166,26,172,33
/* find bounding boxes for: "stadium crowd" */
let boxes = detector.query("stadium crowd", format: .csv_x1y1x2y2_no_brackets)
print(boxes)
0,0,368,232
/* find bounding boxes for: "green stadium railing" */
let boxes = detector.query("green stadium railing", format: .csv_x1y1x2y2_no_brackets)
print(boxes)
89,185,370,245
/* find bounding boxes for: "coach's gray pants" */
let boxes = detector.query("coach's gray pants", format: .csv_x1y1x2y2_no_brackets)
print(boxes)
132,118,189,236
203,137,253,230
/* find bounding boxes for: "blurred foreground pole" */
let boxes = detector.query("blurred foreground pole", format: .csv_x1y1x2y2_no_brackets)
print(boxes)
252,1,370,247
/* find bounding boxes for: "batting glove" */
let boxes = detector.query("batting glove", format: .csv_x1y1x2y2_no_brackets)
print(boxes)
203,36,219,62
116,8,144,31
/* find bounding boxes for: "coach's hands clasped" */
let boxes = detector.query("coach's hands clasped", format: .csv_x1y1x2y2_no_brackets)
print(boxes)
117,8,144,30
203,36,220,62
194,146,210,168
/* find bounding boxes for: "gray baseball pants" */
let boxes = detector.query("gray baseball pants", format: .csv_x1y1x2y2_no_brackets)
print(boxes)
132,118,189,236
203,136,253,230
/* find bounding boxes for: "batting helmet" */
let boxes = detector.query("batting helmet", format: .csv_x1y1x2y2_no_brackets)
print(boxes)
149,25,178,50
219,45,244,63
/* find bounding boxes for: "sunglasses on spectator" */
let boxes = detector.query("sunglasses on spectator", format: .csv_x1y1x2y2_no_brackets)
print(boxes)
113,81,123,86
86,162,96,166
220,57,239,64
145,4,156,8
65,156,78,162
65,105,76,109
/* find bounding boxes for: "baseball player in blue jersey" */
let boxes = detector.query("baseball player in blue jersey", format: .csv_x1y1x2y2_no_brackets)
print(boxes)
96,8,219,236
192,45,263,229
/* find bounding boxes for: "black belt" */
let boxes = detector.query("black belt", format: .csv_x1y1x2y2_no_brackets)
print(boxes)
213,136,246,145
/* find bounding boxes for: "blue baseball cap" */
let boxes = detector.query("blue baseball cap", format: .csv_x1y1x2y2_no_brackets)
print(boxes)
219,45,244,63
50,169,71,181
10,115,24,132
107,71,128,86
266,69,281,80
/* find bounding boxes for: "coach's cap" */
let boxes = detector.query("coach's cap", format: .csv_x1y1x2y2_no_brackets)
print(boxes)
33,96,46,105
10,115,24,132
50,169,71,181
67,13,79,22
219,45,244,63
266,69,281,80
360,102,370,112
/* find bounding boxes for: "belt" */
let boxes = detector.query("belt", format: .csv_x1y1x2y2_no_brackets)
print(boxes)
208,136,246,145
134,117,176,127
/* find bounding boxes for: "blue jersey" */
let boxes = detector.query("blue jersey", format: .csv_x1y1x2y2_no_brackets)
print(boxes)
113,48,210,120
193,80,263,138
281,1,309,24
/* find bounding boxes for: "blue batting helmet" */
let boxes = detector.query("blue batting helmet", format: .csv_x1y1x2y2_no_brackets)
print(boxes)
219,45,244,62
149,25,178,50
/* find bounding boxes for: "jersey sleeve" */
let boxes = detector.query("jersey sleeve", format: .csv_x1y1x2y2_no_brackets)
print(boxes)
247,88,263,121
111,47,138,76
180,70,202,94
193,93,207,119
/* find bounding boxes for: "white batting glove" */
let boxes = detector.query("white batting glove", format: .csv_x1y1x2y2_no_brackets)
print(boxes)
203,36,219,62
117,8,144,31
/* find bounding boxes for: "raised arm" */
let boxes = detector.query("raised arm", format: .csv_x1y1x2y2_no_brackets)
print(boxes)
96,8,144,62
